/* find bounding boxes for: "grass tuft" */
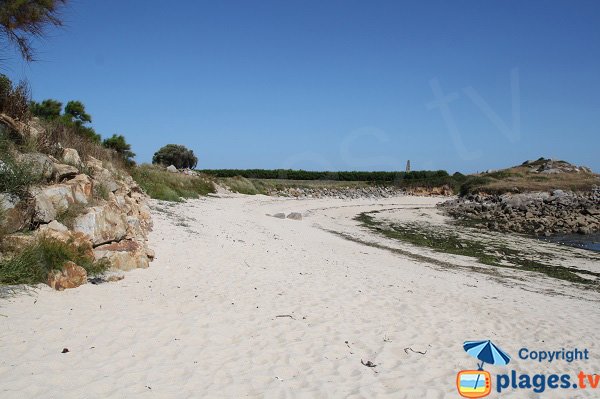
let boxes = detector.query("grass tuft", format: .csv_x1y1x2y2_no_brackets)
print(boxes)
0,236,109,285
0,133,43,200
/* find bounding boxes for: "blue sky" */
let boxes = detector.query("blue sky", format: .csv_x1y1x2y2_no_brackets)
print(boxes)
2,0,599,173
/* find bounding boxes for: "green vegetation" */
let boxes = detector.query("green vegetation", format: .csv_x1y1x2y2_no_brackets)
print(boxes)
131,164,215,201
0,74,29,122
458,160,599,195
355,211,600,287
153,144,198,169
0,236,109,285
55,202,87,229
208,161,595,197
220,176,266,195
93,181,110,201
0,133,42,199
29,98,61,119
102,134,135,166
31,98,101,143
0,0,67,62
204,169,481,194
201,168,449,182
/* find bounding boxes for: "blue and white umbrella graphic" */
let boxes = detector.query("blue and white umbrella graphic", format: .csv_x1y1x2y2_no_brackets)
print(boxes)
463,340,510,393
463,340,511,369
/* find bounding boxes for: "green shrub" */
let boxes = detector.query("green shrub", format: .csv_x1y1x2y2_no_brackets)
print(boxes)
0,74,30,121
458,176,492,196
131,164,215,201
55,202,87,229
103,134,135,165
152,144,198,169
30,99,62,120
0,236,109,285
200,168,450,182
93,182,110,201
0,134,43,199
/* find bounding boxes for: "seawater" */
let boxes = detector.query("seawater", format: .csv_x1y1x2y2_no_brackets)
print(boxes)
542,233,600,253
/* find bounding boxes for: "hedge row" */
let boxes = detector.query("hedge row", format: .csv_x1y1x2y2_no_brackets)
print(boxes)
198,169,449,182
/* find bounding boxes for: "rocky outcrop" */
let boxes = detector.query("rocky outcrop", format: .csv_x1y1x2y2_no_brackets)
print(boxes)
439,187,600,236
52,163,79,181
18,152,54,180
62,148,82,166
0,193,33,233
93,239,152,271
268,186,402,199
1,145,154,290
32,184,75,223
72,202,128,245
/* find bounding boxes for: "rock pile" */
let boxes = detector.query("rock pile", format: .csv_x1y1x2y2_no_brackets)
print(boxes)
521,158,593,174
1,148,154,289
439,187,600,236
268,185,452,199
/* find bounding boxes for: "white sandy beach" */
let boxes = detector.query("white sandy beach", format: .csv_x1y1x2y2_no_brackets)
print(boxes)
1,194,599,398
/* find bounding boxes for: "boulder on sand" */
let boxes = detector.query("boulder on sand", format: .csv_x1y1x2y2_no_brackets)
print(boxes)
287,212,303,220
93,239,152,271
47,261,87,291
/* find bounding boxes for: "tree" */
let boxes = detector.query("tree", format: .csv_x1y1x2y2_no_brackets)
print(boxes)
60,100,99,142
64,100,91,125
152,144,198,169
30,99,62,120
103,134,135,165
0,0,67,62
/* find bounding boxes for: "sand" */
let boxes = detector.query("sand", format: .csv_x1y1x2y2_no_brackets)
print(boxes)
1,194,599,398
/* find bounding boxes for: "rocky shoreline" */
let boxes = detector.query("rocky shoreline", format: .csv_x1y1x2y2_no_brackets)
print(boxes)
267,185,453,199
439,187,600,236
1,147,154,290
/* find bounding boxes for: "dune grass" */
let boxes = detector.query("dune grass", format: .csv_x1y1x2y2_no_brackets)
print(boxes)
0,236,109,285
219,176,267,195
131,164,215,201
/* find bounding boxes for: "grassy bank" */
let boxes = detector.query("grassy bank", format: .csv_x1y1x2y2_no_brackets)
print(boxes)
131,164,215,202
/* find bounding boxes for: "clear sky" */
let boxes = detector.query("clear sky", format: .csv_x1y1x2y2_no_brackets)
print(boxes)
2,0,599,173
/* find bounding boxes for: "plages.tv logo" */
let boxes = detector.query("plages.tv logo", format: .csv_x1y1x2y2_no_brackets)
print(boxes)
456,340,511,398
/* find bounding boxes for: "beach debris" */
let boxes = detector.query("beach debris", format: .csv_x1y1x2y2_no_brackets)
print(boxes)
61,348,69,353
275,314,295,319
361,360,377,368
404,347,427,355
89,274,124,285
